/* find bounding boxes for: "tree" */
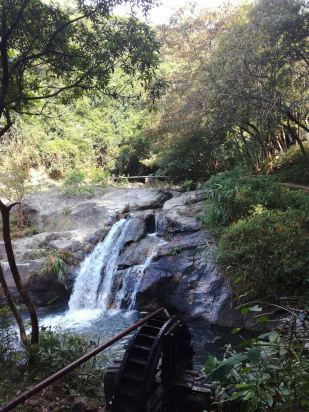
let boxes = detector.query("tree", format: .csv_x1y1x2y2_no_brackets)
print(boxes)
151,0,308,179
0,0,160,346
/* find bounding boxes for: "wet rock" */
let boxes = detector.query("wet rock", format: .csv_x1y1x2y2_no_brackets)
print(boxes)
26,268,69,306
0,188,243,328
122,217,146,244
156,231,212,258
118,235,159,267
86,227,109,245
136,239,242,327
210,336,224,344
125,189,172,211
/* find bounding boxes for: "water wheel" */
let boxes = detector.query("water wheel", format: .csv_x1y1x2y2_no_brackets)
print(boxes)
111,313,193,412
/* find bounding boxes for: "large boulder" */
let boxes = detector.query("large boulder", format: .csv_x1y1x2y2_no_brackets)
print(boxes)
0,258,69,307
135,232,242,327
122,217,147,245
157,190,207,236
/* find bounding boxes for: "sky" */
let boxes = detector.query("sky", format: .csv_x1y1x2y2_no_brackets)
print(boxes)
115,0,241,24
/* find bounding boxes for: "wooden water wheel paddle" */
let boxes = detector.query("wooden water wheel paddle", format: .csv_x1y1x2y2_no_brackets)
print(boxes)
112,313,193,412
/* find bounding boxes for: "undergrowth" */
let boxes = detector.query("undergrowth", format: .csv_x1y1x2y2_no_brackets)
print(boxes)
203,168,309,301
0,311,106,410
271,144,309,185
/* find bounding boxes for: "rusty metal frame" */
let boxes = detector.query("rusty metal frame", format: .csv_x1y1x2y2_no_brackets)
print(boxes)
0,307,164,412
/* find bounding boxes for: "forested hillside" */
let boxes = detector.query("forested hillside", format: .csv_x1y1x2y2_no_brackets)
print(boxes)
1,0,308,185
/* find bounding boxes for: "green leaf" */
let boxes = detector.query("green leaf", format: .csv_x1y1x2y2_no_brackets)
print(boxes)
231,327,242,335
205,353,247,383
247,347,261,364
204,355,218,374
257,315,269,323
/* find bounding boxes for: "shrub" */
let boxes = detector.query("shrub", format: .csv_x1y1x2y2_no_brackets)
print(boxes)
64,168,86,187
204,168,309,230
29,330,106,403
47,165,64,180
205,330,309,411
88,167,110,185
0,327,105,407
271,143,309,185
63,168,95,196
217,209,309,300
32,330,88,372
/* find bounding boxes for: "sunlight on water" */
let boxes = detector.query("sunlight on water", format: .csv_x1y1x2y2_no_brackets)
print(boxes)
40,308,104,330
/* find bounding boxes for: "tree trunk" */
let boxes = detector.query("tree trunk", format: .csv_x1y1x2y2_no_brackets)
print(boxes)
0,263,30,347
0,200,39,345
287,123,308,161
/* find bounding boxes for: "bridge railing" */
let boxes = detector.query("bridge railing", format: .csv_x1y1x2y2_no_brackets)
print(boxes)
0,307,165,412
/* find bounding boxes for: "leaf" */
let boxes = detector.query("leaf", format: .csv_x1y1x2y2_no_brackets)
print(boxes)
205,353,247,383
257,315,269,323
231,327,242,335
258,332,278,341
204,355,218,374
240,307,249,315
247,347,261,364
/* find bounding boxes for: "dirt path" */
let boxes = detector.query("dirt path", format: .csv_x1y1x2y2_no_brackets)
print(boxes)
280,182,309,193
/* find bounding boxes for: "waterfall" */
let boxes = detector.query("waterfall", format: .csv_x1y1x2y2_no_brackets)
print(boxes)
40,216,166,330
155,211,164,236
68,218,131,311
115,234,166,310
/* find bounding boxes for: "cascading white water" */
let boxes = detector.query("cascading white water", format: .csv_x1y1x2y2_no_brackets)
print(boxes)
68,218,131,312
41,217,164,329
115,233,166,310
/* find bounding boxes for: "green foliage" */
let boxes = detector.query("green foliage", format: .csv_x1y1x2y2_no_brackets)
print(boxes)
0,325,106,407
182,180,195,191
0,0,161,136
64,168,86,187
32,330,88,372
63,168,95,197
0,129,35,202
204,169,309,230
204,169,309,300
42,249,73,288
88,167,110,185
217,209,309,299
271,144,309,185
205,330,309,411
148,0,309,179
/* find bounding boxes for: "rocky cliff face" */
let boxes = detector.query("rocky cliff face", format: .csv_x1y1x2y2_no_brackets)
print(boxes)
0,186,241,327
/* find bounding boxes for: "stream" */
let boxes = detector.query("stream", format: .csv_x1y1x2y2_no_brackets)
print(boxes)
38,306,242,370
